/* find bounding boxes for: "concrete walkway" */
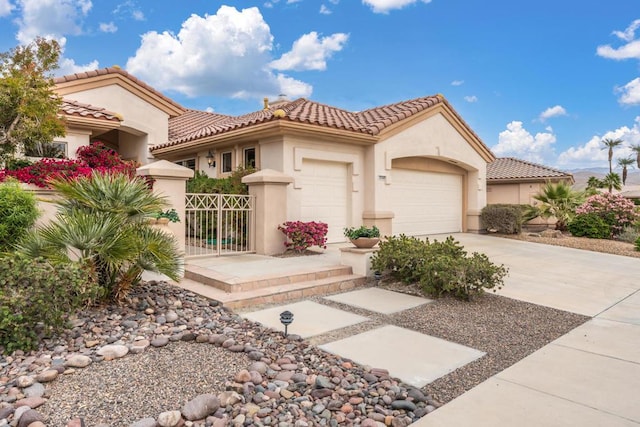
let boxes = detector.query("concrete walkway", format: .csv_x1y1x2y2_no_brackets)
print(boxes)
413,234,640,426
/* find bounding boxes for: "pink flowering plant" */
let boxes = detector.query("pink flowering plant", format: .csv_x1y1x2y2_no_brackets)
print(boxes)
575,192,638,237
278,221,328,252
0,141,138,188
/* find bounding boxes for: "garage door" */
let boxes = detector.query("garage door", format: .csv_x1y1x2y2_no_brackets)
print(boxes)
391,169,462,236
299,159,349,243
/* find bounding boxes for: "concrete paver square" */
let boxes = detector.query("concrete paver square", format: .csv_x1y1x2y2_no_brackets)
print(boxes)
324,288,432,314
497,344,640,422
413,378,638,427
241,301,368,338
319,325,484,387
553,318,640,363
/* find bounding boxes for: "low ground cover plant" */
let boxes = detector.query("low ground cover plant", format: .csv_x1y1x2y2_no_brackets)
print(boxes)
278,221,328,252
371,235,508,300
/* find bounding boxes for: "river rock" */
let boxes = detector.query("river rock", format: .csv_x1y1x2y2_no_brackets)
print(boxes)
129,417,157,427
181,394,220,421
35,370,58,383
65,355,92,368
157,410,181,427
96,344,129,360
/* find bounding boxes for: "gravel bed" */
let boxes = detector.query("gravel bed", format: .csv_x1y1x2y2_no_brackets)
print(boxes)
40,342,250,426
498,232,640,258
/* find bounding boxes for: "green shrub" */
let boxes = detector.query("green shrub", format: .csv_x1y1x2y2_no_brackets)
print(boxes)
617,225,640,243
187,166,256,195
480,204,524,234
568,213,611,239
635,236,640,251
371,235,508,300
0,254,100,352
0,180,39,252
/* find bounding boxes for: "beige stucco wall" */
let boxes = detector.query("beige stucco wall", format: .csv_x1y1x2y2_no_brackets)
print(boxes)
487,182,543,205
372,112,488,233
60,85,169,163
56,128,91,159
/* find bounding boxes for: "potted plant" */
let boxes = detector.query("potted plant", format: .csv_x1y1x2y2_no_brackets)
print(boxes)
344,225,381,248
149,208,180,225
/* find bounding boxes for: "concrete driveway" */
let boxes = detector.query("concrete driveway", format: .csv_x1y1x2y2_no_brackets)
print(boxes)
414,233,640,427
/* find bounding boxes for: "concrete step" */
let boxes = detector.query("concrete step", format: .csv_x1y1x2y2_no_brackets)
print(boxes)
183,264,353,293
173,274,366,310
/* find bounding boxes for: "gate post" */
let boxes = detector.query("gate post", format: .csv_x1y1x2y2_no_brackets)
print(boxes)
242,169,293,255
136,160,194,253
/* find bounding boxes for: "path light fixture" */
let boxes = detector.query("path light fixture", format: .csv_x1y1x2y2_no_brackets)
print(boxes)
279,310,294,337
206,150,216,168
374,271,382,285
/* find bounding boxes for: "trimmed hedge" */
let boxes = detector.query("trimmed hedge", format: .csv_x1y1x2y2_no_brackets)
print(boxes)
568,213,611,239
480,204,524,234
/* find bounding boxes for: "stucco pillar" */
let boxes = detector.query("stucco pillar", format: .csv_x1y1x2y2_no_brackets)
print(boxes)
362,211,394,238
466,169,485,233
242,169,293,255
136,160,194,252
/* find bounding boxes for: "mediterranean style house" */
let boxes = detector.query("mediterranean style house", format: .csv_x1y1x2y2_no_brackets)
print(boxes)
50,67,571,243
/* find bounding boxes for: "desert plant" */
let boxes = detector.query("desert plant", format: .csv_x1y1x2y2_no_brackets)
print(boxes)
635,236,640,251
601,172,622,193
371,235,507,300
278,221,328,252
631,144,640,168
0,179,39,252
344,225,380,239
617,225,640,243
153,208,180,223
16,172,181,300
480,204,524,234
531,182,584,231
0,254,100,352
602,138,623,174
575,192,637,237
617,157,634,186
568,213,611,239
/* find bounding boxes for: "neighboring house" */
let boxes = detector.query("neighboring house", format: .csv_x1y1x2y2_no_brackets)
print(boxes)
487,157,574,205
50,67,497,242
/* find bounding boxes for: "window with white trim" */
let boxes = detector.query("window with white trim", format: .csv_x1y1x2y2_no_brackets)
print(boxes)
244,147,256,168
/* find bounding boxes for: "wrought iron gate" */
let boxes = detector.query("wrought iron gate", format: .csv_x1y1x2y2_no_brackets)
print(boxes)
184,193,255,257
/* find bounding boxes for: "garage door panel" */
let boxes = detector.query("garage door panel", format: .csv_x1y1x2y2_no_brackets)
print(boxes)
299,160,348,243
392,169,462,236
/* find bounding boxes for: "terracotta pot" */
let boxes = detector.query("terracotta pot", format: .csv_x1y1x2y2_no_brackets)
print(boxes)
349,237,380,248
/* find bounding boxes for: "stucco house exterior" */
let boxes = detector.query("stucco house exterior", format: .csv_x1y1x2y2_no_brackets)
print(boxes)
49,67,497,244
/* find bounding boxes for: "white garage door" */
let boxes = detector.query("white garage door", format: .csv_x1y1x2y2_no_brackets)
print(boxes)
299,159,349,243
391,169,462,236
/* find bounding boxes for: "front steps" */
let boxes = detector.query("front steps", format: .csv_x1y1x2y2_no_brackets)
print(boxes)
178,264,366,309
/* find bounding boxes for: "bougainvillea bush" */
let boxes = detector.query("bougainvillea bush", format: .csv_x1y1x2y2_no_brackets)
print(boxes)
0,141,137,188
278,221,328,252
575,192,638,237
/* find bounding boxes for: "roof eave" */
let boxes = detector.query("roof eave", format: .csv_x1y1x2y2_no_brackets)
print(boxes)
63,115,122,131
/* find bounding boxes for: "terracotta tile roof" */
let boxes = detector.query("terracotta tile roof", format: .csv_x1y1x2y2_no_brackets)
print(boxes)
60,99,122,122
157,94,484,151
54,67,184,112
488,157,573,181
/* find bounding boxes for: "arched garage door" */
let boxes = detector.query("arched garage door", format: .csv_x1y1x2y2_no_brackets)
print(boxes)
391,169,463,236
299,159,349,243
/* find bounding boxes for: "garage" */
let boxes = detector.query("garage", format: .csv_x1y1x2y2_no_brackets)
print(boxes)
391,168,463,236
298,159,349,243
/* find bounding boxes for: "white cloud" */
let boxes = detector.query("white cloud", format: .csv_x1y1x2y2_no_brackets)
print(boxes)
362,0,431,14
99,21,117,33
492,121,556,164
616,77,640,105
451,80,464,86
320,4,331,14
113,1,143,21
464,95,477,103
126,6,315,100
597,19,640,60
538,105,567,122
270,32,348,71
557,117,640,169
132,9,144,21
0,0,14,17
15,0,92,44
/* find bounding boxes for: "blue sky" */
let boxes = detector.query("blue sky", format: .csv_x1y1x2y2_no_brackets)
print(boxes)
1,0,639,170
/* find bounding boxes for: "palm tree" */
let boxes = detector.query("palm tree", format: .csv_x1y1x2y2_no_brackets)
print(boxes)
617,157,634,186
601,138,623,173
532,181,584,231
17,172,181,301
630,144,640,168
601,172,622,193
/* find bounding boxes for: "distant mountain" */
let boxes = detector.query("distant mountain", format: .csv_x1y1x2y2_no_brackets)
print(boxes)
570,169,640,190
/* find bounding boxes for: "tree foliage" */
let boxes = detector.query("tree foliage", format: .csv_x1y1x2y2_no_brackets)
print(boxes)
0,38,65,164
617,157,634,186
529,182,584,231
601,138,623,174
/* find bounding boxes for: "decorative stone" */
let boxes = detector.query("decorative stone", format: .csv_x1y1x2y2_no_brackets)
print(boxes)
234,369,251,383
16,409,44,427
35,370,58,383
129,417,157,427
151,337,169,347
391,400,417,412
22,383,45,399
181,394,220,421
65,355,92,368
157,410,182,427
217,391,242,406
96,344,129,360
16,376,34,388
